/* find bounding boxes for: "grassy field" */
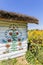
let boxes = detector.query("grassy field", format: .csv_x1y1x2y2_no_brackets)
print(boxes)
0,30,43,65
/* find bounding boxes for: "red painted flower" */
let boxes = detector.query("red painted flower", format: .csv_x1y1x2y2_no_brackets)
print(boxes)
9,32,12,35
18,38,21,41
5,44,10,48
18,42,22,46
16,32,19,35
8,39,12,42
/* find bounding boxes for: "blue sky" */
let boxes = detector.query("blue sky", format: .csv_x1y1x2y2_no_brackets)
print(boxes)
0,0,43,30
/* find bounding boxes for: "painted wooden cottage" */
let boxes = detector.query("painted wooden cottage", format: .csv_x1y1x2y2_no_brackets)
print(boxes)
0,10,39,60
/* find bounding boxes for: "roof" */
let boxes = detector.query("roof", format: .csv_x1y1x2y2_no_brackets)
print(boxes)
0,10,39,24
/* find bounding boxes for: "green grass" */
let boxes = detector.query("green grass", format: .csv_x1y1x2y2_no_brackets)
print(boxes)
0,58,17,65
25,43,43,65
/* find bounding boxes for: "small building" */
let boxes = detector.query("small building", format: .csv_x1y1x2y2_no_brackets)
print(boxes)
0,10,39,60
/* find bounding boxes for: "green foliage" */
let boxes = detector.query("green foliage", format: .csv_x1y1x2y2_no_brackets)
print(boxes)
25,51,35,64
26,30,43,65
25,51,43,65
37,52,43,64
0,58,17,65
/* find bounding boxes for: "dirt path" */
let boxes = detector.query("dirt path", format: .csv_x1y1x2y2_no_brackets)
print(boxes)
15,55,30,65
